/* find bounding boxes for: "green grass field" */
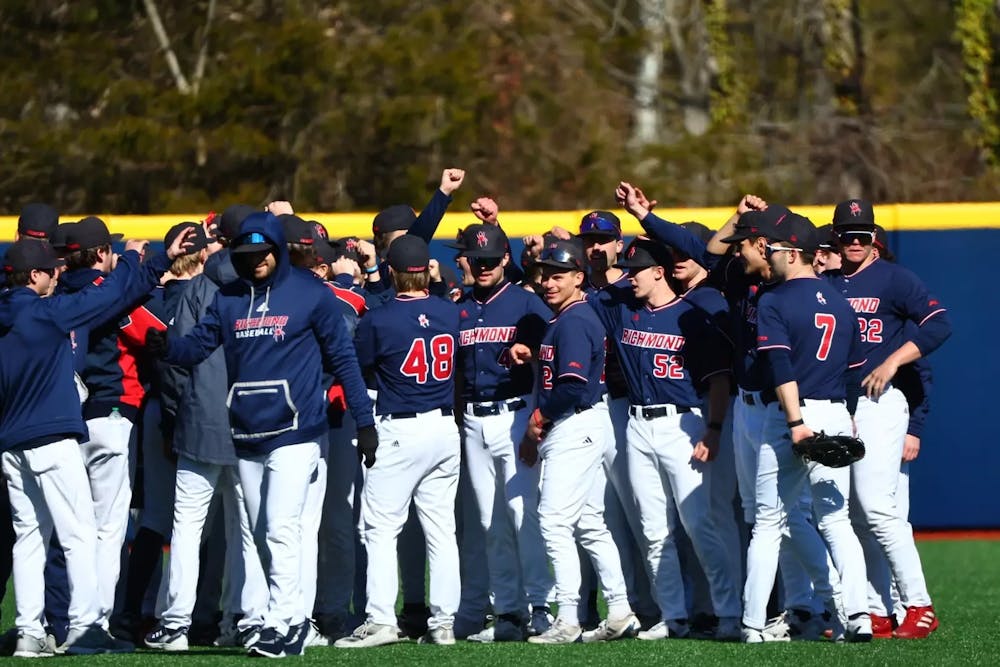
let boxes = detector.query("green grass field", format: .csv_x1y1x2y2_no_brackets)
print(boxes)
2,539,998,665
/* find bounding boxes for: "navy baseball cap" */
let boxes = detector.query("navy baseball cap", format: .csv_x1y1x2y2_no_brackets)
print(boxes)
336,236,364,264
164,222,210,255
579,210,622,240
217,204,257,241
456,224,509,259
768,213,819,252
816,223,836,250
387,235,430,273
314,238,342,264
231,212,278,254
17,203,59,241
279,214,316,246
63,216,123,251
720,205,793,244
534,238,586,271
310,220,329,241
680,221,715,244
615,238,673,270
372,205,416,235
3,240,65,272
832,199,875,230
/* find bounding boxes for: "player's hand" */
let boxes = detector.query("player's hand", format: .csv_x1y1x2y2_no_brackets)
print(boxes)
266,200,294,216
331,256,360,280
737,194,767,214
692,428,720,463
357,425,378,468
356,239,378,269
548,225,573,241
125,239,150,258
509,343,533,365
440,168,466,196
145,328,169,359
165,227,198,260
902,434,920,462
862,359,898,398
790,423,815,445
522,234,544,259
470,197,499,224
615,181,649,220
428,259,442,282
518,435,539,467
634,186,658,211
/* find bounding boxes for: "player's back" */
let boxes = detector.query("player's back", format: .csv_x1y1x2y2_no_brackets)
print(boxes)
363,294,460,415
757,277,860,400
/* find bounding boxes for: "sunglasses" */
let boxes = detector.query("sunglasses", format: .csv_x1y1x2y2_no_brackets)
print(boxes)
764,244,803,254
236,232,268,246
470,256,503,270
836,230,875,245
538,247,581,267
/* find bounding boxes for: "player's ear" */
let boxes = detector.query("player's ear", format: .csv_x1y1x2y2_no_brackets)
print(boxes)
501,253,510,268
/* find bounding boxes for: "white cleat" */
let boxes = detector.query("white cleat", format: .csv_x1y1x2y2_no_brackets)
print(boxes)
638,619,690,640
581,613,641,643
333,621,401,649
526,618,582,644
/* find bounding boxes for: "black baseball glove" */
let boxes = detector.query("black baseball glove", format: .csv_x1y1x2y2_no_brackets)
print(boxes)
357,424,378,469
792,431,865,468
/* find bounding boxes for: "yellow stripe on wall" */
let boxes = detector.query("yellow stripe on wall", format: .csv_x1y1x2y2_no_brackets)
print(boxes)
3,202,1000,241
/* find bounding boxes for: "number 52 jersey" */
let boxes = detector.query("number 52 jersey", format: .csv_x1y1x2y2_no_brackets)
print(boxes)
355,293,461,415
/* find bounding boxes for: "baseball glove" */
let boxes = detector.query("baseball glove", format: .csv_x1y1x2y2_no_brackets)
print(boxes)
792,431,865,468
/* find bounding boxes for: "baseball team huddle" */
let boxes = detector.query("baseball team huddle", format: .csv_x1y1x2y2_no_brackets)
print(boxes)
0,167,949,657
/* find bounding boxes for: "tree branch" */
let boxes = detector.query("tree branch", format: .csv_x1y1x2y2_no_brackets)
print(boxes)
192,0,217,95
142,0,191,95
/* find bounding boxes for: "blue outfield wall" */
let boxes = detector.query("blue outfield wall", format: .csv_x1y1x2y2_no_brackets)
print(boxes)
2,227,994,529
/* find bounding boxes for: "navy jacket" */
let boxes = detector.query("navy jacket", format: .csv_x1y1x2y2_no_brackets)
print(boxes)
0,250,170,452
164,214,375,457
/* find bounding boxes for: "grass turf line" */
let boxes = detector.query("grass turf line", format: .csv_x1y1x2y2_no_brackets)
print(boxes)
2,540,998,665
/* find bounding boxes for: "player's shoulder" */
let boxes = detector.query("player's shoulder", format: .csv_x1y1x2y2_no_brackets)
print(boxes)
683,283,728,311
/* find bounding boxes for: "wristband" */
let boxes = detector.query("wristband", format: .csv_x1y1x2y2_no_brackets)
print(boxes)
786,418,804,428
707,421,723,431
364,265,379,275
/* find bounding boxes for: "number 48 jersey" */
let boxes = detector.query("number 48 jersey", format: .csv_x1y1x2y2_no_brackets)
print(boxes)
756,277,865,400
355,293,461,415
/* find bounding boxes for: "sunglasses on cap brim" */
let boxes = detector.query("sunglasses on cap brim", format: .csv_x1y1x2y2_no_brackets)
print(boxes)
537,247,581,267
836,230,875,244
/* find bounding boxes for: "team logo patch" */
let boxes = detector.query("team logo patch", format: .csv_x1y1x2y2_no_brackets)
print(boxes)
816,291,827,305
234,314,290,340
418,314,429,328
568,361,583,369
476,231,488,248
628,246,636,258
460,309,469,319
850,201,862,216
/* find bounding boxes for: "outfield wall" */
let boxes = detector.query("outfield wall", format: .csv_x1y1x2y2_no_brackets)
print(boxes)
2,204,997,528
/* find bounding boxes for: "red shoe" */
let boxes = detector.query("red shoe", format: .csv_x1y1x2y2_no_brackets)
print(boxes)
870,614,894,639
894,606,938,639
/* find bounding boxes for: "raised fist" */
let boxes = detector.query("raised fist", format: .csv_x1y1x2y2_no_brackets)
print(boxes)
470,197,499,224
737,195,767,215
266,201,295,216
439,168,466,196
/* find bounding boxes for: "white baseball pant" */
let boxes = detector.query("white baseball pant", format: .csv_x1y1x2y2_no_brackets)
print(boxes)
361,410,461,630
159,456,267,630
851,388,931,610
239,441,320,636
3,439,101,639
462,400,552,616
299,457,326,621
81,413,134,625
537,406,630,624
626,406,742,621
741,396,840,630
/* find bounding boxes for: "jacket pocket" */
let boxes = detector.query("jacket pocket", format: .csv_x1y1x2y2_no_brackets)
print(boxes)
227,380,298,440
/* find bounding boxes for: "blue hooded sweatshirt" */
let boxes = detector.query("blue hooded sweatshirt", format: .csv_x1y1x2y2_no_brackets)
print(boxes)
0,250,170,452
163,212,375,457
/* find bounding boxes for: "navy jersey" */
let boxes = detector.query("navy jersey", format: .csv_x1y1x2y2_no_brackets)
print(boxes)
590,290,730,407
585,274,632,399
536,300,606,417
355,293,460,415
456,281,550,402
711,255,776,391
756,278,865,399
824,258,949,373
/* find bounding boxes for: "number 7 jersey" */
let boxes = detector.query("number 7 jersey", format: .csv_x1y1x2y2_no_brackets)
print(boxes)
355,293,461,415
756,277,865,399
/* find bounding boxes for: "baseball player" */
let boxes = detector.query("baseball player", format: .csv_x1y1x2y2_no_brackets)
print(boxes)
588,236,741,641
826,199,951,639
449,223,554,642
144,206,268,653
744,214,872,642
0,232,193,656
335,235,462,648
52,216,169,631
617,183,743,633
14,203,59,243
708,203,837,636
147,212,377,658
511,239,638,645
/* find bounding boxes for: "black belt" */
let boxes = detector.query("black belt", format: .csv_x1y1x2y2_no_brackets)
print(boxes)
468,398,527,417
781,398,845,411
629,405,693,420
742,392,844,409
386,407,454,420
574,404,596,414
